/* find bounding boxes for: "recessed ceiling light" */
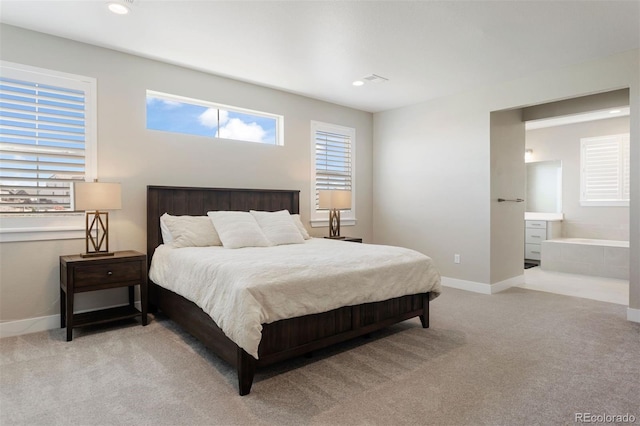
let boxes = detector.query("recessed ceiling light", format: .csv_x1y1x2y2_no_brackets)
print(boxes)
108,2,130,15
352,80,364,87
609,109,621,114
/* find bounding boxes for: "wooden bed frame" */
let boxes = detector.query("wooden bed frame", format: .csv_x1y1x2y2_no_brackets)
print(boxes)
147,185,431,395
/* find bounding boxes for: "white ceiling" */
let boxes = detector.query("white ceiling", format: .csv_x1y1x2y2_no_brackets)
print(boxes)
1,0,638,113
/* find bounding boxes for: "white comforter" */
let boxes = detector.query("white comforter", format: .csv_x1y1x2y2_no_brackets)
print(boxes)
149,238,441,359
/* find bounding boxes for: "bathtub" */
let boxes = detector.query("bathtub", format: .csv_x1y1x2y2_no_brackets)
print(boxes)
541,238,629,280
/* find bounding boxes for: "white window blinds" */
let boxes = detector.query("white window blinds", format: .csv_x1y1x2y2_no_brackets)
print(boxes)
0,64,94,213
580,134,630,206
309,121,356,225
314,129,352,209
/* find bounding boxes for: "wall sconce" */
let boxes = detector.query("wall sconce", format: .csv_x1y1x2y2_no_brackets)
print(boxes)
73,181,122,257
525,149,533,162
318,190,352,239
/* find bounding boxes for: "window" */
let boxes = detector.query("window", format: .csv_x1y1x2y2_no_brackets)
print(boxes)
146,90,283,145
310,121,356,226
0,61,96,241
580,133,630,206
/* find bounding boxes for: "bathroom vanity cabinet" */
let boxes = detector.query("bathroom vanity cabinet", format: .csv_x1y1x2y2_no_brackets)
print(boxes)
525,214,563,261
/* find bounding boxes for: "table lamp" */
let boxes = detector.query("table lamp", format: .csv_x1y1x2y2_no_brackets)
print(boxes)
73,181,122,257
318,189,352,238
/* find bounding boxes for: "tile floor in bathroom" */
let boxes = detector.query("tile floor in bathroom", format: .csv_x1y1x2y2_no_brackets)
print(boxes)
519,266,629,306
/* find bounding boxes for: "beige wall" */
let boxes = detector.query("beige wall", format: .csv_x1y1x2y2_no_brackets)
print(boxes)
490,110,526,284
373,49,639,311
526,116,630,240
373,95,492,283
523,89,629,121
0,25,373,326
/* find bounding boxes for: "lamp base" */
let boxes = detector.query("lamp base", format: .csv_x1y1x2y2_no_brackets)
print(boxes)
328,208,341,238
81,251,115,258
85,210,112,257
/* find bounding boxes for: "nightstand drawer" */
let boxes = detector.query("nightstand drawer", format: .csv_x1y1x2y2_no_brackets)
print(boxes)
74,261,141,288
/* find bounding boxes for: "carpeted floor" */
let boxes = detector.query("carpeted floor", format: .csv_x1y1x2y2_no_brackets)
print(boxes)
1,287,639,425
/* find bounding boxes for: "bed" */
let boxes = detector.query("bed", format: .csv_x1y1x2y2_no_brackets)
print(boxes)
147,185,441,395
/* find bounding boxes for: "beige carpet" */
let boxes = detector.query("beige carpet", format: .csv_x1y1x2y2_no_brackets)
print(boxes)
1,287,639,425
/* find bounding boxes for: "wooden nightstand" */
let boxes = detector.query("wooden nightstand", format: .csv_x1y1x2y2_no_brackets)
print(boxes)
342,237,363,243
59,250,148,341
325,236,363,243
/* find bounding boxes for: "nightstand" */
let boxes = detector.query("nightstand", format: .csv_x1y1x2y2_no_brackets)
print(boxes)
342,237,363,243
59,250,148,341
325,236,363,243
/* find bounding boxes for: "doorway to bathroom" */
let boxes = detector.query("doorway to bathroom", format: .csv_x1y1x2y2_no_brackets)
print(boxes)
521,89,630,304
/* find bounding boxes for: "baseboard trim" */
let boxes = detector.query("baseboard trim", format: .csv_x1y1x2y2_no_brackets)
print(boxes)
441,275,522,295
0,301,143,339
441,277,491,294
492,274,525,293
0,314,60,339
628,307,640,323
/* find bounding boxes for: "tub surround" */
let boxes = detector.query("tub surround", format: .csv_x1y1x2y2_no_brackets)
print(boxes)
561,220,629,241
541,238,629,280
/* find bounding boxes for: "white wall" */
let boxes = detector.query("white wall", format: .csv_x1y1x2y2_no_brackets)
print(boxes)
0,24,373,331
526,116,630,240
373,49,640,312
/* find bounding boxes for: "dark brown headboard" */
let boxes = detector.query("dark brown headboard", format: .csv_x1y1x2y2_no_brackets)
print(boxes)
146,186,300,266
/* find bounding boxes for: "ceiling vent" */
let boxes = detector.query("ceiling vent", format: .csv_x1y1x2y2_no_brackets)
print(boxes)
362,74,389,84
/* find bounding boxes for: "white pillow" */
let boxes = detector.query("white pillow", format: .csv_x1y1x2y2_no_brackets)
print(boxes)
207,211,272,249
250,210,305,246
290,214,310,240
160,214,173,243
160,213,222,248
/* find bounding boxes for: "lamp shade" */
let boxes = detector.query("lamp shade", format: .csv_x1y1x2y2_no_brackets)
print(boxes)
74,182,122,211
318,190,352,210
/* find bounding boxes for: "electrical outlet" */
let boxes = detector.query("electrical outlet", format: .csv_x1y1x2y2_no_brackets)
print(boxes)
454,254,461,264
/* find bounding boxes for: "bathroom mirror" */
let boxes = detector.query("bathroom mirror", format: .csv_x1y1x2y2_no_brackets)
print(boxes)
525,160,562,213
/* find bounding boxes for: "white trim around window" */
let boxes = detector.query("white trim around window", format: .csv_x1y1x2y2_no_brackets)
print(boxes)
146,90,284,146
310,121,356,227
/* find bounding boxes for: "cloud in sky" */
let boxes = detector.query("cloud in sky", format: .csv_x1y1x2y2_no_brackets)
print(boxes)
198,108,218,128
199,108,267,142
217,118,266,143
147,97,182,109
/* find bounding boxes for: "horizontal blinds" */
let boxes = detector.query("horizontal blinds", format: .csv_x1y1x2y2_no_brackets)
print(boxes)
0,76,86,212
581,134,629,202
315,129,351,210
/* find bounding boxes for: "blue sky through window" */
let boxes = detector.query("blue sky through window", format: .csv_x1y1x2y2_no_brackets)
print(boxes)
146,93,279,145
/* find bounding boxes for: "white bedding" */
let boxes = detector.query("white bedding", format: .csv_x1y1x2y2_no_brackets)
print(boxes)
149,238,441,359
